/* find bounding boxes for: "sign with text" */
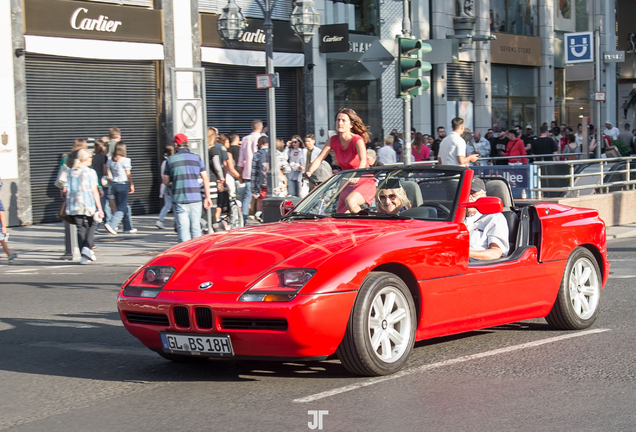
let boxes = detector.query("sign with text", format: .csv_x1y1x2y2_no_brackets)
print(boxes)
603,51,625,63
319,24,349,53
472,166,532,199
490,33,542,66
24,0,163,43
565,32,593,64
200,14,303,53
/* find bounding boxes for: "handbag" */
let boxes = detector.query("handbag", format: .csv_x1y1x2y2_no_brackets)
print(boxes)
58,200,75,224
55,164,69,190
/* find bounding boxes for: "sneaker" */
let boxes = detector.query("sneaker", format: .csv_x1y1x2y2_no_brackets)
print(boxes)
80,256,88,265
81,247,96,262
8,254,17,264
124,229,138,234
155,220,165,229
104,224,117,235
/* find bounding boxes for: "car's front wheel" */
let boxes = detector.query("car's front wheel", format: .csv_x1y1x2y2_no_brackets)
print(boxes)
337,272,416,376
545,247,602,330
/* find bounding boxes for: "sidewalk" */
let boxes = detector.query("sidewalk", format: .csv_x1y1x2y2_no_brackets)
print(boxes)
2,214,635,267
1,215,180,267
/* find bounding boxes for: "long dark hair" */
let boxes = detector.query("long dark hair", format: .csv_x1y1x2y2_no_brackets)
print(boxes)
412,132,424,151
336,108,370,143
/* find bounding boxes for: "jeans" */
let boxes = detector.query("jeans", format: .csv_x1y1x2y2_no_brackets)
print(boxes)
72,215,96,250
158,194,173,222
101,187,111,224
241,181,252,222
287,178,299,197
109,182,132,232
174,201,203,243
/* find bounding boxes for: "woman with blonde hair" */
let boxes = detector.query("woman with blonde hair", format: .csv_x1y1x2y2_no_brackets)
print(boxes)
104,142,135,235
65,149,104,264
376,180,411,214
306,108,375,213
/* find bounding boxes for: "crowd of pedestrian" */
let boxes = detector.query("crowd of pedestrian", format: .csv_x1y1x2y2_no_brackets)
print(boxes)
47,111,636,261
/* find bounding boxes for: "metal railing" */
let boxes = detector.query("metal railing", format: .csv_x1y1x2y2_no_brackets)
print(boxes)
533,156,636,199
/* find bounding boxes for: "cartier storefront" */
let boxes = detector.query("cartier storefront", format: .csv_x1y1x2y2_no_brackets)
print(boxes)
199,13,303,140
22,0,164,223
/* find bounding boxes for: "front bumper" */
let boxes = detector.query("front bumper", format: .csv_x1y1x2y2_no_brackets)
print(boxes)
117,290,357,358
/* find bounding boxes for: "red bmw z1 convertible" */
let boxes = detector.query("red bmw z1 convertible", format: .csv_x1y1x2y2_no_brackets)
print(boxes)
117,165,609,376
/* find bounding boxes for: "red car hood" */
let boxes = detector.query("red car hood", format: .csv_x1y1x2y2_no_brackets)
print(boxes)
159,219,421,293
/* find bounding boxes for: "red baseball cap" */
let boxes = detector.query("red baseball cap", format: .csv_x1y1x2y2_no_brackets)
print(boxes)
174,133,188,145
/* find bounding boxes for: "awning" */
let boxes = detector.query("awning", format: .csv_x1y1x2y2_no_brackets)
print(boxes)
200,46,304,67
24,35,164,60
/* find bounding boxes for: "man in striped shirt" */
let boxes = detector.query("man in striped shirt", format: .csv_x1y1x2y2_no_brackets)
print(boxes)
163,134,212,242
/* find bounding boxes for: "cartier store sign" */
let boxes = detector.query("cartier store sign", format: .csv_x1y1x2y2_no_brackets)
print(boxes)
25,0,163,44
490,33,542,67
200,14,303,53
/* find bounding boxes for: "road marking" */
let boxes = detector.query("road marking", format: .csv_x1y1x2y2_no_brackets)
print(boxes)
4,269,37,273
293,328,610,403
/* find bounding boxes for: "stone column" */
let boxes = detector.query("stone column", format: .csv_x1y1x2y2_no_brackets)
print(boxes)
380,0,405,135
539,0,555,125
8,0,32,225
473,0,492,134
311,0,329,146
411,0,431,135
431,0,454,131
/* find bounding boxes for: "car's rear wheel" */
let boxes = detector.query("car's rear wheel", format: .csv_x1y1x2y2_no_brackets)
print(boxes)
546,247,601,330
337,272,416,376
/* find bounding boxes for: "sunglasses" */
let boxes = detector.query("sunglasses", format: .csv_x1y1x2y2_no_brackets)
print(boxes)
379,194,398,202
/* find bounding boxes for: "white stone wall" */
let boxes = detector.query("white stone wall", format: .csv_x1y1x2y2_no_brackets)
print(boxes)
380,0,405,135
0,0,18,180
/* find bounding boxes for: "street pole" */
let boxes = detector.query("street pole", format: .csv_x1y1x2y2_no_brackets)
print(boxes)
263,0,279,196
595,26,602,159
403,0,412,165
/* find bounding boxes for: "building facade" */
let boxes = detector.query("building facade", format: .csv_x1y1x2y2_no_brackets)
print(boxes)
1,0,622,225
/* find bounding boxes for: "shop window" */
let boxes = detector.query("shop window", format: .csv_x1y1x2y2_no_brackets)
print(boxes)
490,0,538,37
491,65,539,131
565,80,592,128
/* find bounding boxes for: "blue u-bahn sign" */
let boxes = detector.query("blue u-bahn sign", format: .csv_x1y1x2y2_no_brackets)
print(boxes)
565,32,593,64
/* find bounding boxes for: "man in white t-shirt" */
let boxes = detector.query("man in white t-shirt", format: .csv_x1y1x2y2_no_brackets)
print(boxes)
377,135,397,164
464,178,509,261
603,120,620,141
437,118,480,166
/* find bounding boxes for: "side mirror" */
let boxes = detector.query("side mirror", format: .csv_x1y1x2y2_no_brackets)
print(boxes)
280,199,296,217
461,196,503,214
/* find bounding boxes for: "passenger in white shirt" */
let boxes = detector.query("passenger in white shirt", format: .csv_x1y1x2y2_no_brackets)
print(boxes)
437,117,480,166
603,120,620,141
465,178,509,261
377,135,397,164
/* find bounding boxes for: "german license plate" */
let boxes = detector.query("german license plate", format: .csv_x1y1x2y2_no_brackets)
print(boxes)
160,333,233,357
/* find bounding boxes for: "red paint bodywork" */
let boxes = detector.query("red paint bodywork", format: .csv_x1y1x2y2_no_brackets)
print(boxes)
117,173,609,360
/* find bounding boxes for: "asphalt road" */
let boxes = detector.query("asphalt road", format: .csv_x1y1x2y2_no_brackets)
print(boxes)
0,237,635,432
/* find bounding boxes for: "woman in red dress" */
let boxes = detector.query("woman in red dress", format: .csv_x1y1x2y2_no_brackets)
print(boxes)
411,132,430,161
306,108,376,213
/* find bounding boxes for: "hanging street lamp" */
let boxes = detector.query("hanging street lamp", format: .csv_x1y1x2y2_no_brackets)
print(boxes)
290,0,321,43
217,0,248,41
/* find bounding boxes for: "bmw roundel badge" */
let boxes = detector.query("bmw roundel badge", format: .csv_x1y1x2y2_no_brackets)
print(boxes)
198,282,214,290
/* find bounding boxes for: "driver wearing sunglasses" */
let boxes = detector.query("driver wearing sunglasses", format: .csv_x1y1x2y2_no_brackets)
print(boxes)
376,178,411,215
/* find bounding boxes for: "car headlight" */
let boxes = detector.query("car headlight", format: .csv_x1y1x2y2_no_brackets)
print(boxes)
239,269,316,302
123,266,176,298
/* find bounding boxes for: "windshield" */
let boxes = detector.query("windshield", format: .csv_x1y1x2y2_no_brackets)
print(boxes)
286,167,464,221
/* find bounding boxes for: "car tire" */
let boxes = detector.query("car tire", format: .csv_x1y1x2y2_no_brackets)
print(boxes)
155,350,209,363
545,247,602,330
337,272,416,376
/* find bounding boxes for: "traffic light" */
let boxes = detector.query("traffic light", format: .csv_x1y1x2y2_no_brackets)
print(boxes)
396,36,432,98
